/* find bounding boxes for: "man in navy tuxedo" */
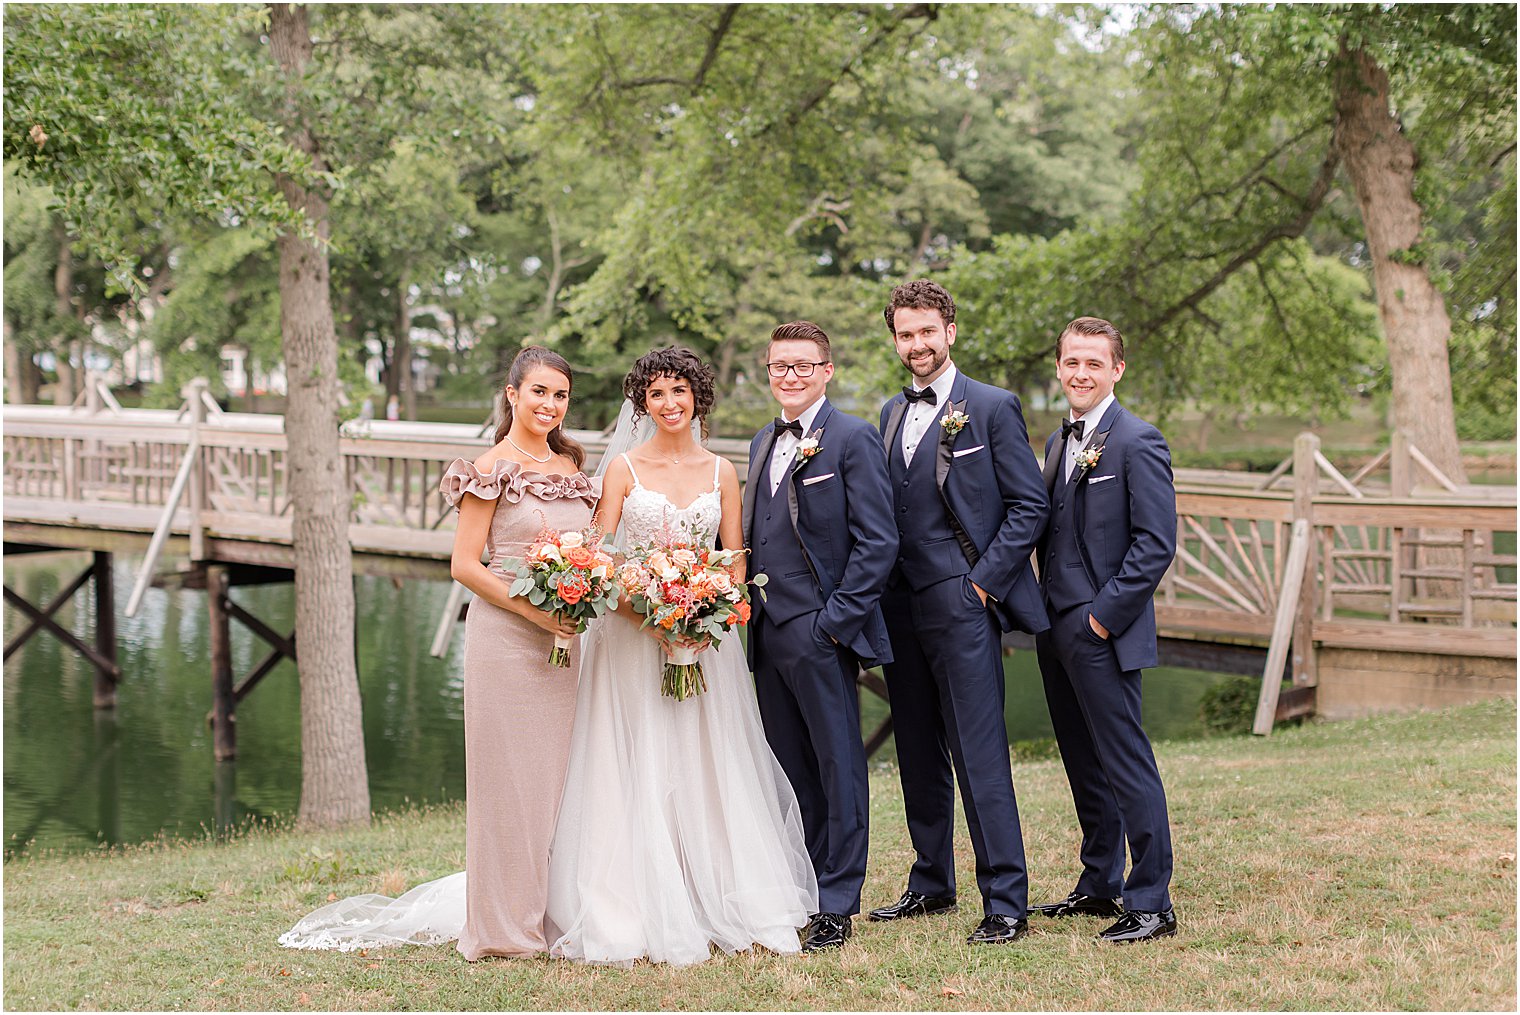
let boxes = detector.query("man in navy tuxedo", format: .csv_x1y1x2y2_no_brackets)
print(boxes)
868,280,1049,945
743,320,897,952
1033,316,1179,943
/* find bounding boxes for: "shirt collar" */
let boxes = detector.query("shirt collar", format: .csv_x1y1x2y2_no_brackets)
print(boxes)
1070,391,1115,430
913,362,958,404
782,395,827,433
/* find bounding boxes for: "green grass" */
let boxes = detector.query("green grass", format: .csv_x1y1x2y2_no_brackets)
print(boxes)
5,702,1515,1011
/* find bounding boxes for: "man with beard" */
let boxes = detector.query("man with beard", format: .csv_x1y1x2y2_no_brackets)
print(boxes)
868,280,1049,945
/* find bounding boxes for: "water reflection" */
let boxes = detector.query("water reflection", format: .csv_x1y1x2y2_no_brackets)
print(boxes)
4,551,1230,857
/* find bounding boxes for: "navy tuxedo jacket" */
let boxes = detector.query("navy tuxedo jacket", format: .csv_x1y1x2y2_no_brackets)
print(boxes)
878,371,1050,636
742,400,898,667
1038,399,1177,672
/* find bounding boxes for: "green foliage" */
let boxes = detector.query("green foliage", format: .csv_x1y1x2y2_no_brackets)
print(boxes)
1198,675,1268,735
278,848,356,886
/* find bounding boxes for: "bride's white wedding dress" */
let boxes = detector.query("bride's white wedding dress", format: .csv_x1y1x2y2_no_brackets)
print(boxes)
545,454,816,966
280,454,817,965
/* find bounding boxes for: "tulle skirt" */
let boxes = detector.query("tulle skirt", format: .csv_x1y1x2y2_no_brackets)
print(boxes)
544,613,818,967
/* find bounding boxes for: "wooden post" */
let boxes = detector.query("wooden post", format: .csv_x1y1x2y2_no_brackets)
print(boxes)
187,378,208,561
92,551,117,709
207,565,236,761
1254,518,1311,735
1290,433,1319,688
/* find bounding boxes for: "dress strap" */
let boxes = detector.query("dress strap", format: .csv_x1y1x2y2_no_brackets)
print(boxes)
711,452,722,492
621,452,642,487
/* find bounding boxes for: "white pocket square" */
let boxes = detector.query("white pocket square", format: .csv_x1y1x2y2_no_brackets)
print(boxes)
801,472,835,486
1087,474,1116,485
952,445,985,458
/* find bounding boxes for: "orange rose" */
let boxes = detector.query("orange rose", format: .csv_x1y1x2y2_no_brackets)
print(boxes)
558,576,588,605
734,601,751,624
566,546,597,568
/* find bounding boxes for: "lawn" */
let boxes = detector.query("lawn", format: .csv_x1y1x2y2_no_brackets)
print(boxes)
4,701,1515,1011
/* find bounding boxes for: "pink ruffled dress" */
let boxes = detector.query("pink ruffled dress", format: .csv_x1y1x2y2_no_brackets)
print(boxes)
439,458,600,961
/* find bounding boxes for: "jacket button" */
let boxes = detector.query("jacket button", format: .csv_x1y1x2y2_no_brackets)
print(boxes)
1053,526,1061,534
900,506,908,514
760,537,768,545
901,479,910,488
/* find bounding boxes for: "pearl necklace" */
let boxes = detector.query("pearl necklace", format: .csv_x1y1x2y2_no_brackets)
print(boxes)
506,433,552,463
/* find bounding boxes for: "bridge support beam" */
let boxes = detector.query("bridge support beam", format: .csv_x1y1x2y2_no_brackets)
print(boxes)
202,563,299,761
3,546,120,707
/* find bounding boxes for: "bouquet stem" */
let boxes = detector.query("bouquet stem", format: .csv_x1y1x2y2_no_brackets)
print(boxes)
661,644,707,700
549,632,573,668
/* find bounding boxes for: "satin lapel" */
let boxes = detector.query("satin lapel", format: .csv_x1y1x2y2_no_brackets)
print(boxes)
1042,432,1063,494
933,398,964,491
741,428,777,546
1072,405,1120,586
785,404,830,587
883,397,910,463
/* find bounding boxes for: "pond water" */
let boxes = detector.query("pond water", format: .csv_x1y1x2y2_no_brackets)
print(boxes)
3,552,1236,857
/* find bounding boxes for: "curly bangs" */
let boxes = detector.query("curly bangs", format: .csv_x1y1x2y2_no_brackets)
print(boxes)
624,346,717,437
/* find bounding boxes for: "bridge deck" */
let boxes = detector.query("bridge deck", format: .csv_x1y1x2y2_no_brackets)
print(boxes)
5,405,1515,660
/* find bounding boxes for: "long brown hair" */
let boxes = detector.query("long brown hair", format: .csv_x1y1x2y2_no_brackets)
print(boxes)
495,346,586,469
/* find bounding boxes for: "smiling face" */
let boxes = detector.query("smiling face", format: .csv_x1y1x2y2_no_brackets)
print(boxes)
891,305,956,384
1057,331,1124,418
767,338,834,419
643,373,697,434
507,365,571,436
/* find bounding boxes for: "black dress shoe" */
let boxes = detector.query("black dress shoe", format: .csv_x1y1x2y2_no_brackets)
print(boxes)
867,890,958,922
1096,908,1178,943
967,914,1029,944
802,913,852,952
1032,891,1124,918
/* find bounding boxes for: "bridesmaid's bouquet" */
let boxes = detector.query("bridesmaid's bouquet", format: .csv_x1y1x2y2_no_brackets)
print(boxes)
620,539,767,701
510,528,620,666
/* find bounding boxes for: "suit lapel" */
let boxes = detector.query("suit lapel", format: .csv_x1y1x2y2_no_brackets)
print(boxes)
882,395,909,463
1072,401,1123,584
1042,432,1063,494
741,427,777,545
932,370,969,492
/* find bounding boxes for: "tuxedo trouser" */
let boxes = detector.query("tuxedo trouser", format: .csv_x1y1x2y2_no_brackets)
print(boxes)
753,609,869,916
880,576,1028,918
1036,603,1174,912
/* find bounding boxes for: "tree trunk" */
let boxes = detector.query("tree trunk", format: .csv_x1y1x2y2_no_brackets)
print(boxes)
52,225,77,405
1333,43,1467,485
268,2,371,829
394,268,415,420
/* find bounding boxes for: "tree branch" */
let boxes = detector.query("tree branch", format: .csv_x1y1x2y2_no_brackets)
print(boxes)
1136,143,1342,336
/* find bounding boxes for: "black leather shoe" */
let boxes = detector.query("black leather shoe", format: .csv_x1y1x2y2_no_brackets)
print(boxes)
801,913,852,952
1032,891,1124,918
1097,908,1178,943
867,890,958,922
967,914,1029,944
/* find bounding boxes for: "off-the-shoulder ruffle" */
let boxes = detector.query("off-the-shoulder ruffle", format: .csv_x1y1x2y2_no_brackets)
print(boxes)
440,458,601,509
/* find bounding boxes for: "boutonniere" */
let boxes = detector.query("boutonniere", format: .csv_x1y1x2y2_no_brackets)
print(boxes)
794,428,823,464
1075,445,1104,472
939,410,970,438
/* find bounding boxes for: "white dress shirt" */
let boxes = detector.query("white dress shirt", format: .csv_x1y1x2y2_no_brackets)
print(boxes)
770,395,827,495
901,363,959,466
1064,391,1115,483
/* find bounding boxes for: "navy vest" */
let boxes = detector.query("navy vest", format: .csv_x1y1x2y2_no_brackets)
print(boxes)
889,423,971,591
750,443,824,625
1042,465,1097,612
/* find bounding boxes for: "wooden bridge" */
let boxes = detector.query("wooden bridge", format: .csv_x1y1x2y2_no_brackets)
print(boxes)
5,382,1515,754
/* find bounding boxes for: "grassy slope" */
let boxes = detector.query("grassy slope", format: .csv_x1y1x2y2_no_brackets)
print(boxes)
4,702,1515,1012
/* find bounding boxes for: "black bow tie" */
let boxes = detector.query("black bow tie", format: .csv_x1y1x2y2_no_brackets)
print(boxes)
773,417,803,438
902,385,938,405
1061,418,1086,441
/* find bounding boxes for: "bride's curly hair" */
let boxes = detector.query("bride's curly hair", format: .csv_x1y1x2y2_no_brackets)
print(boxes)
624,346,717,440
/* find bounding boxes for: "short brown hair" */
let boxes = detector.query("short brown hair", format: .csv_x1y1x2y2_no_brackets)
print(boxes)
884,279,956,334
768,320,831,362
1057,317,1125,364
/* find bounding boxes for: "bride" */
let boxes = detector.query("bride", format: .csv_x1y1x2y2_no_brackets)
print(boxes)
280,347,817,964
546,346,816,965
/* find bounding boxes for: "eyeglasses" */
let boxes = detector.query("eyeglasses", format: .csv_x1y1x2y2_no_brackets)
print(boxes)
765,361,828,378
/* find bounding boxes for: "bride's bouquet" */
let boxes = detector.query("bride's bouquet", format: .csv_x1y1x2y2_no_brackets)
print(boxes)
620,538,767,701
510,527,620,666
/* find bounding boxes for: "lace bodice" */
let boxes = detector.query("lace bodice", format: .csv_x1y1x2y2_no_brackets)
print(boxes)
618,453,723,548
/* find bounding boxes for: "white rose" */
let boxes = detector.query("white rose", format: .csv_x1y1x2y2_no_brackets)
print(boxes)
798,437,819,452
559,531,585,549
711,572,734,593
536,543,563,564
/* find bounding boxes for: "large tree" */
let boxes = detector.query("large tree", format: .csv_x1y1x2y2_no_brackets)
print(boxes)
5,3,519,826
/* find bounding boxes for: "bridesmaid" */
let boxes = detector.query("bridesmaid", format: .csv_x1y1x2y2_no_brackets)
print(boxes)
440,346,599,961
